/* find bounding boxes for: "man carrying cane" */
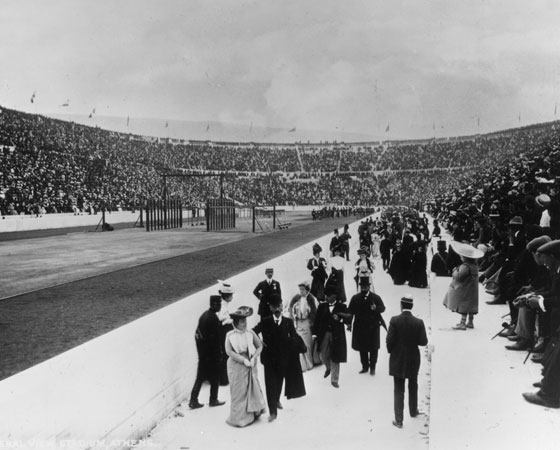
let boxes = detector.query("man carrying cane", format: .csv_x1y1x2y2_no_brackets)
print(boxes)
386,294,428,428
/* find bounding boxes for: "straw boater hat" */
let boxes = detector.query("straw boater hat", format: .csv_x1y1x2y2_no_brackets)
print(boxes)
229,306,253,318
449,241,484,259
401,294,414,306
536,194,551,208
218,280,234,294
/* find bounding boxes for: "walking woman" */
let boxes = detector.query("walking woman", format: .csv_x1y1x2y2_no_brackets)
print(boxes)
443,242,484,330
288,281,320,371
225,306,266,427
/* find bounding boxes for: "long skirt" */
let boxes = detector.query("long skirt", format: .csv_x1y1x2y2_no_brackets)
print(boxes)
295,318,315,371
226,354,266,427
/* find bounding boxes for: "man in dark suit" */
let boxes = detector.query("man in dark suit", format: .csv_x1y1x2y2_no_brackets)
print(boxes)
312,284,351,388
386,294,428,428
253,267,282,319
189,295,226,409
348,277,386,375
253,294,304,422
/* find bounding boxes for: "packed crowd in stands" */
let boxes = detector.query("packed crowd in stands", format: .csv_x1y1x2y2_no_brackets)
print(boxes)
1,104,560,217
426,121,560,408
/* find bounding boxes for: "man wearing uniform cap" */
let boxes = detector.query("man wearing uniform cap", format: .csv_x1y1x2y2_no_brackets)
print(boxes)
386,295,428,428
522,239,560,408
253,268,282,320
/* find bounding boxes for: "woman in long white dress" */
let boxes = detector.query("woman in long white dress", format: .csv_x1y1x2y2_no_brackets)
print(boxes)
288,282,320,370
225,306,267,427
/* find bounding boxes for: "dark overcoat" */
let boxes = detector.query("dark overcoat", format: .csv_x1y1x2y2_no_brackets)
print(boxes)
253,316,306,399
312,301,350,363
307,257,328,301
253,279,282,317
194,309,223,379
386,311,428,379
348,291,386,351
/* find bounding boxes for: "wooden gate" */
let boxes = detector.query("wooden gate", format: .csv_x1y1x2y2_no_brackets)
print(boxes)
145,197,183,231
206,198,236,231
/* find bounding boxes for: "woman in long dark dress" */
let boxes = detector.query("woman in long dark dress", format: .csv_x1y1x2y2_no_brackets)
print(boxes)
408,241,428,288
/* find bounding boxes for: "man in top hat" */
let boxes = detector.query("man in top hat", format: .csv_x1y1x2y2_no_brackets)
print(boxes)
386,294,428,428
348,277,386,375
307,243,329,301
431,240,450,277
189,295,226,409
253,268,282,320
522,239,560,408
312,284,352,388
253,294,305,422
330,228,340,257
340,224,352,261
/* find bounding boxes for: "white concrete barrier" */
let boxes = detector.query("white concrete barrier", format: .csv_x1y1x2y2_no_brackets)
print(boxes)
0,216,370,450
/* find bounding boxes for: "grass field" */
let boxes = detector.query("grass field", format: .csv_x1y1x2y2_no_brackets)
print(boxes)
0,213,355,381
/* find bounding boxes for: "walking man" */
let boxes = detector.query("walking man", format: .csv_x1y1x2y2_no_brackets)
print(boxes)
386,294,428,428
348,277,386,375
312,284,351,388
189,295,226,409
253,294,305,422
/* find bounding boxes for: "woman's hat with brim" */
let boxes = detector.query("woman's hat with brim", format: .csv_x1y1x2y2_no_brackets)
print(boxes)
312,243,322,253
230,306,253,318
450,241,484,259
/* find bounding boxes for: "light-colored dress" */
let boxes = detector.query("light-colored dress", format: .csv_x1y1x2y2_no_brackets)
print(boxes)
289,294,320,370
371,233,381,258
225,329,266,427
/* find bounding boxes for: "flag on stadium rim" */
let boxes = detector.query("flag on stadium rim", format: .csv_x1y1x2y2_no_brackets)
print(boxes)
206,123,210,132
385,123,390,132
60,99,69,107
88,107,96,118
126,116,130,127
30,91,36,103
165,121,169,128
289,127,296,132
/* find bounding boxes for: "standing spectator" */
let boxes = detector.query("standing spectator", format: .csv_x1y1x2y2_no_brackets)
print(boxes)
354,246,375,291
329,229,340,257
326,244,348,303
253,268,282,320
312,284,351,388
431,241,450,277
348,278,386,375
340,224,352,261
225,306,266,427
386,294,428,429
307,243,329,302
189,295,226,410
408,241,428,288
380,232,393,271
443,242,484,330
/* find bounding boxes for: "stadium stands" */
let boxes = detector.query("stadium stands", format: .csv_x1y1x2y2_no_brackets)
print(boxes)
1,104,559,218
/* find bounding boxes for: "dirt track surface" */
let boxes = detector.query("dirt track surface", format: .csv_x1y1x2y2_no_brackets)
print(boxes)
0,215,353,381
